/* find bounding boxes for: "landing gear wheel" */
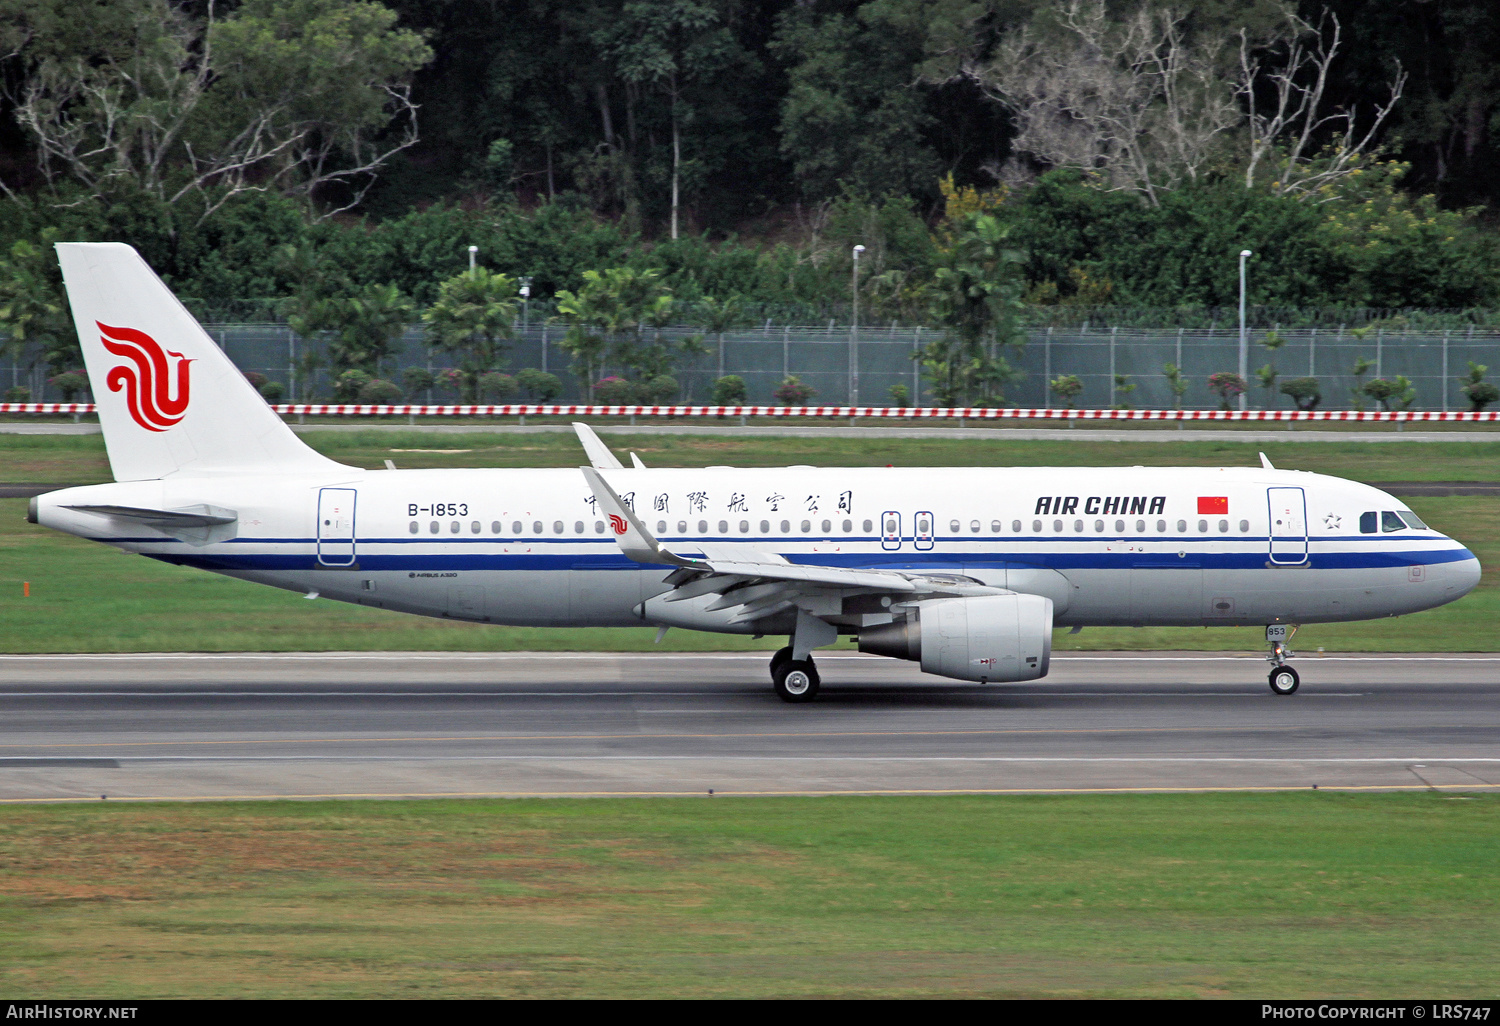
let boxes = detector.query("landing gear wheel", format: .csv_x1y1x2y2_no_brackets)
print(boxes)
774,659,820,703
769,646,793,675
1268,666,1300,696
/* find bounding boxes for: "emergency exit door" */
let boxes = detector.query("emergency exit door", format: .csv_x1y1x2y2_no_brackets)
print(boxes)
317,488,357,566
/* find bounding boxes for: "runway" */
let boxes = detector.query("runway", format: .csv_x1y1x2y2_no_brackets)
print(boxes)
1,651,1498,801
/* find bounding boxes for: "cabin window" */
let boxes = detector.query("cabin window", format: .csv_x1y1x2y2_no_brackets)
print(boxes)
842,519,852,532
1135,520,1145,533
1218,519,1229,533
1176,520,1187,533
657,520,668,533
1011,520,1021,533
430,522,440,534
1094,519,1104,533
991,520,1002,533
800,519,811,533
471,521,481,534
1074,520,1083,533
739,520,750,534
760,520,770,534
699,520,709,534
551,520,562,534
784,520,793,533
863,519,873,532
718,520,729,534
1359,512,1377,534
1239,519,1249,532
822,519,832,533
971,520,981,533
1053,519,1063,532
594,521,606,534
575,521,584,534
1381,511,1406,533
1399,510,1428,529
1157,520,1167,532
949,519,961,533
451,521,461,534
512,520,523,534
1032,519,1042,533
678,521,688,534
409,522,419,534
1114,519,1125,534
1198,519,1208,533
491,521,501,534
533,521,543,534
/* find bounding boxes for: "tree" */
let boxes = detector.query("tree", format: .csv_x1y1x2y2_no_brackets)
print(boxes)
0,232,74,375
595,1,729,239
1161,362,1189,409
3,0,433,216
1362,376,1416,411
1049,374,1083,409
423,267,518,400
1460,363,1498,412
334,282,414,374
918,213,1026,407
1279,376,1321,411
1207,371,1245,410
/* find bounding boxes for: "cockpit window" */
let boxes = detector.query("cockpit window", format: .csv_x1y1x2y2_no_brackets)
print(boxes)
1381,511,1406,533
1398,510,1428,530
1359,512,1377,534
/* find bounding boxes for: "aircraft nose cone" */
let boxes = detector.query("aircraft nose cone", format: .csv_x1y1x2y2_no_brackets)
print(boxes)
1438,549,1482,599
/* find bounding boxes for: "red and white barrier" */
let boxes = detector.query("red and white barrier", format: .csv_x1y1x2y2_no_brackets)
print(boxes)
4,401,1500,422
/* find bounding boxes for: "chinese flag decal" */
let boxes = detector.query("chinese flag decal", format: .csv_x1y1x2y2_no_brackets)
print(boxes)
1197,496,1229,514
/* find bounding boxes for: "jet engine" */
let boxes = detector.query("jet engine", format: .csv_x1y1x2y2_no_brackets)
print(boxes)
858,593,1053,682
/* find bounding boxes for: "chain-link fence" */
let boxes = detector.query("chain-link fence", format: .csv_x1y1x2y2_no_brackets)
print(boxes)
8,322,1500,411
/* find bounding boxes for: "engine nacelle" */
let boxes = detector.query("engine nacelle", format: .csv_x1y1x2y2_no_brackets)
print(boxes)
858,593,1053,682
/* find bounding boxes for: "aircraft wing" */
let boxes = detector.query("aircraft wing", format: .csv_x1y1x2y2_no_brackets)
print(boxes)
580,467,1003,624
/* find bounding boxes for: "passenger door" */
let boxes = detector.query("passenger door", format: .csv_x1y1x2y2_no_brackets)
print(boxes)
1267,487,1308,565
316,488,357,567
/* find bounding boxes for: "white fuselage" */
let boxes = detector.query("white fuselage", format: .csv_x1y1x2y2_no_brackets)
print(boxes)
34,464,1481,635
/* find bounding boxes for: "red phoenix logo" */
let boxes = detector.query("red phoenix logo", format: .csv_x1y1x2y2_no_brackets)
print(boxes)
608,514,627,535
99,322,192,432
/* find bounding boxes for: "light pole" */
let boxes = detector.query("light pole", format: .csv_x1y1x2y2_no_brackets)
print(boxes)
851,244,865,406
1238,249,1252,412
519,276,532,333
468,244,478,274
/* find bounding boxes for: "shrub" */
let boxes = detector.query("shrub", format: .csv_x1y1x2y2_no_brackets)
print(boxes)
257,380,286,403
1361,376,1416,411
638,375,680,404
516,367,563,402
244,371,268,390
477,371,518,402
1279,377,1321,411
592,376,638,404
712,374,748,405
357,378,404,404
888,383,911,407
1460,362,1498,412
47,370,89,401
4,385,31,403
402,367,436,398
1049,374,1083,409
774,375,817,405
333,368,373,402
1207,372,1246,410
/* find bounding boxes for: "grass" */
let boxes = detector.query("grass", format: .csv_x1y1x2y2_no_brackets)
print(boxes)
2,432,1496,652
1,794,1496,998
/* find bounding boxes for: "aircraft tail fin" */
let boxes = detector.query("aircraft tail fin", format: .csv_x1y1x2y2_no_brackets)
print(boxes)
56,242,343,481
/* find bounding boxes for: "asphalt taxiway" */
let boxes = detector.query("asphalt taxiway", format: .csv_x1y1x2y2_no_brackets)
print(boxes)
1,651,1497,801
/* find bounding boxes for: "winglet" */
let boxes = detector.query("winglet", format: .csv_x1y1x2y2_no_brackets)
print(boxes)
573,422,623,470
1259,451,1276,470
580,466,698,567
630,452,647,469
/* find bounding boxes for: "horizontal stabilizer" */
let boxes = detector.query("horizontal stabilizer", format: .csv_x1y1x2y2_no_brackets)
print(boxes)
64,503,238,546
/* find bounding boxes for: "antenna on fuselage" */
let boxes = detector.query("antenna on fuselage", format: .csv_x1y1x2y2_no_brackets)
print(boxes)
1259,452,1276,470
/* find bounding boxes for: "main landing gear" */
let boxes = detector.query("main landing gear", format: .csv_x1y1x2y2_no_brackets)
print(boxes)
770,645,820,703
1265,624,1300,695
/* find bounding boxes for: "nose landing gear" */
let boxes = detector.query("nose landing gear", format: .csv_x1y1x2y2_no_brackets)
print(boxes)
1265,624,1300,695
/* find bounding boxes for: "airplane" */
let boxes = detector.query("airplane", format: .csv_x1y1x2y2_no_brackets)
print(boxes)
27,243,1483,702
